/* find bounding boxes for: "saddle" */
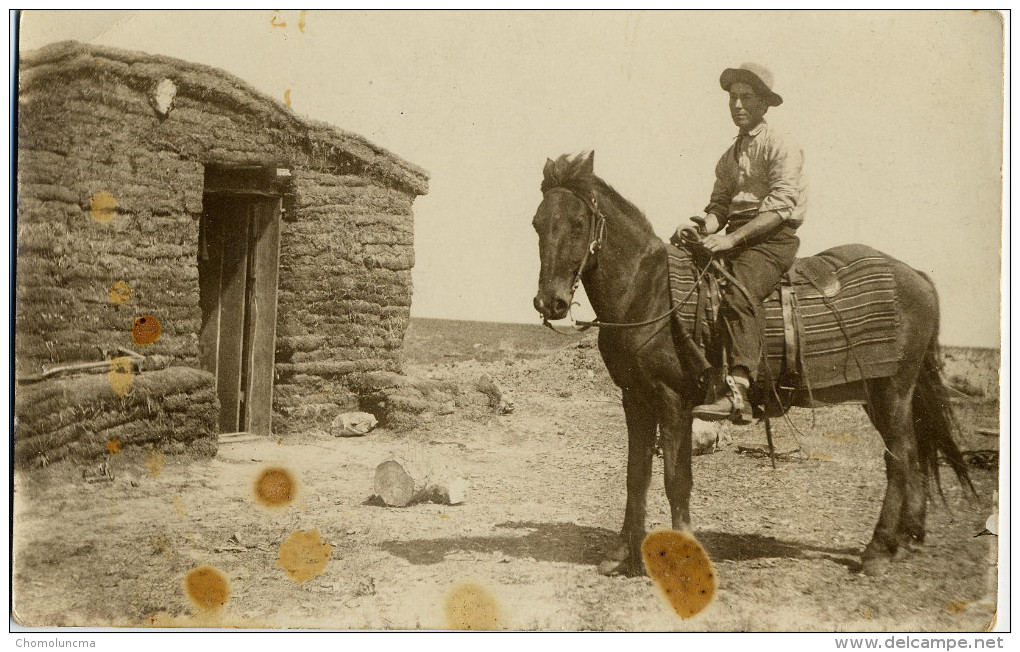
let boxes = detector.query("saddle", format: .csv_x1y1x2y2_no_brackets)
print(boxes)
771,257,841,391
667,240,902,401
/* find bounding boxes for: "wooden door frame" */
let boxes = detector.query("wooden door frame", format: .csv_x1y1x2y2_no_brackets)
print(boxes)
199,166,285,436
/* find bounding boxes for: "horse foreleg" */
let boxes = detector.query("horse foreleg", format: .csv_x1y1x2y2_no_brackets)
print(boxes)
600,390,657,577
657,390,694,533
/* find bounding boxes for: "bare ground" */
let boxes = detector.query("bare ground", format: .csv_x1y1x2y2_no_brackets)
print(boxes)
12,328,1000,631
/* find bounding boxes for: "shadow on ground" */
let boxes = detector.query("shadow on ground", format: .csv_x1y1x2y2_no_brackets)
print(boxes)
378,521,861,571
698,530,861,571
378,521,616,566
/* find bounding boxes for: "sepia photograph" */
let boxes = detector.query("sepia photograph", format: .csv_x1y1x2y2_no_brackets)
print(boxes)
10,9,1006,636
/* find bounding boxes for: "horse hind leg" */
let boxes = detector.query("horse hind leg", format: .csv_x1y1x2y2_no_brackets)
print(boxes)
860,376,922,576
899,329,978,553
896,413,927,555
897,463,928,555
656,390,694,533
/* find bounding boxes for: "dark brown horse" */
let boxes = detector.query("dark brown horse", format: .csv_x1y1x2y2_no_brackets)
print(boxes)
531,151,972,577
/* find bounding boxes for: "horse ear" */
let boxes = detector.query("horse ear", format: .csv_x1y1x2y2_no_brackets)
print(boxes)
577,150,595,175
543,157,556,179
542,157,560,189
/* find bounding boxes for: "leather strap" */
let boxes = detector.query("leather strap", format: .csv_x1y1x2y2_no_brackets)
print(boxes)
780,282,798,386
693,268,710,344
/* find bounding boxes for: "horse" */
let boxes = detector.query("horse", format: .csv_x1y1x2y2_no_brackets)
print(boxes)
531,151,973,577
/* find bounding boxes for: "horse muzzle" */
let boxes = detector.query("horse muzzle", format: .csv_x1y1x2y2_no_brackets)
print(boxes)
533,294,571,321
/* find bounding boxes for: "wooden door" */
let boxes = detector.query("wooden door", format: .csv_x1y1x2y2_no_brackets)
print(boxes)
241,198,282,435
199,193,281,435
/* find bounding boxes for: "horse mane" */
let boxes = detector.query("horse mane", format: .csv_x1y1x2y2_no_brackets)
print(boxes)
541,153,657,237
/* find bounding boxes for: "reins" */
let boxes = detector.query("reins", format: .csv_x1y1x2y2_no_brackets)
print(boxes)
573,262,712,330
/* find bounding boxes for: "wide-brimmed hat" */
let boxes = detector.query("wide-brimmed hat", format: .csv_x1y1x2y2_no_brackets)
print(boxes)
720,63,783,107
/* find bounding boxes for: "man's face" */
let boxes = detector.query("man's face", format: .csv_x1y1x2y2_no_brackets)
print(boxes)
728,81,768,131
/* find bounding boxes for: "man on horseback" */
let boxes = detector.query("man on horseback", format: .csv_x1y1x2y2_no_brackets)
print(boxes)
683,62,808,425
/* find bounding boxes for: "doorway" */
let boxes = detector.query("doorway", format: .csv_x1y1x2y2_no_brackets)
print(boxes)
198,166,283,435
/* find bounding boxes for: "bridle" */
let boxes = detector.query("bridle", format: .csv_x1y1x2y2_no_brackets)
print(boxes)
539,186,709,332
538,187,606,333
542,187,607,298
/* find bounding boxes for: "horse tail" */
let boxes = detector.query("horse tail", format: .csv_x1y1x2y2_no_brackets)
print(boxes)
911,273,975,500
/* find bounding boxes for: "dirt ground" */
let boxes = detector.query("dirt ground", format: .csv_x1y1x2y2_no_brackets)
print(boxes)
12,323,1001,631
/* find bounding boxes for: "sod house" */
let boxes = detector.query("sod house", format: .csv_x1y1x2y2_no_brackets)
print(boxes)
15,41,429,464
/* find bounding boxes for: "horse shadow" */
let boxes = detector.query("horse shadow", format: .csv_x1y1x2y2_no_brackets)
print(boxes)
697,530,861,572
377,521,861,571
377,521,615,566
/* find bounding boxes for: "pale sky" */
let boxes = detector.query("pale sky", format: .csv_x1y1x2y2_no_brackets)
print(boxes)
19,10,1004,347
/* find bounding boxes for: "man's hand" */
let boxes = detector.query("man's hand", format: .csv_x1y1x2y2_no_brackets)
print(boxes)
700,232,736,253
671,224,700,246
671,213,723,247
700,213,721,235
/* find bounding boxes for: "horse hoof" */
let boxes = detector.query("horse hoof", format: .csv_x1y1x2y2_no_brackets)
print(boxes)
861,557,891,577
902,538,924,553
606,543,629,563
892,538,923,560
598,558,628,576
598,557,644,577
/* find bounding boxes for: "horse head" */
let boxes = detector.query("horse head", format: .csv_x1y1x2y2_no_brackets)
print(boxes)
532,151,600,321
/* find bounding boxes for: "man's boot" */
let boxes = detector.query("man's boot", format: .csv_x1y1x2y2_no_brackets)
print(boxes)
693,375,753,425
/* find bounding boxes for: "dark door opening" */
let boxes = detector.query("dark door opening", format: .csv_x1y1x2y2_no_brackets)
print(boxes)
198,166,284,435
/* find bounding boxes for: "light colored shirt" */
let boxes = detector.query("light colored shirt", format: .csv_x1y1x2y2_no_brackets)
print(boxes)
704,120,807,228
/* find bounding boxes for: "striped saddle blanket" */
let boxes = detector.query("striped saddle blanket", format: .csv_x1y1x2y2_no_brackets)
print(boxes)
668,243,902,390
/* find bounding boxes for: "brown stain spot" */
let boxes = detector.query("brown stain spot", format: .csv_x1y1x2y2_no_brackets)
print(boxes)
445,583,500,630
276,438,282,446
947,601,970,614
822,431,857,444
270,9,287,27
146,447,165,477
298,10,307,33
254,467,296,507
109,280,131,305
107,438,122,455
284,89,292,106
642,530,716,619
172,495,186,518
184,566,230,612
276,528,333,583
809,453,833,461
89,192,117,223
108,356,134,396
132,315,162,345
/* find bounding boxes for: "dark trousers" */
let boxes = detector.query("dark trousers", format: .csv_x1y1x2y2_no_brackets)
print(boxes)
721,223,800,379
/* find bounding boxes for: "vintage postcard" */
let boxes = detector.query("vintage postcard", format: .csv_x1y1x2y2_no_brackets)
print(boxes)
10,10,1006,636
